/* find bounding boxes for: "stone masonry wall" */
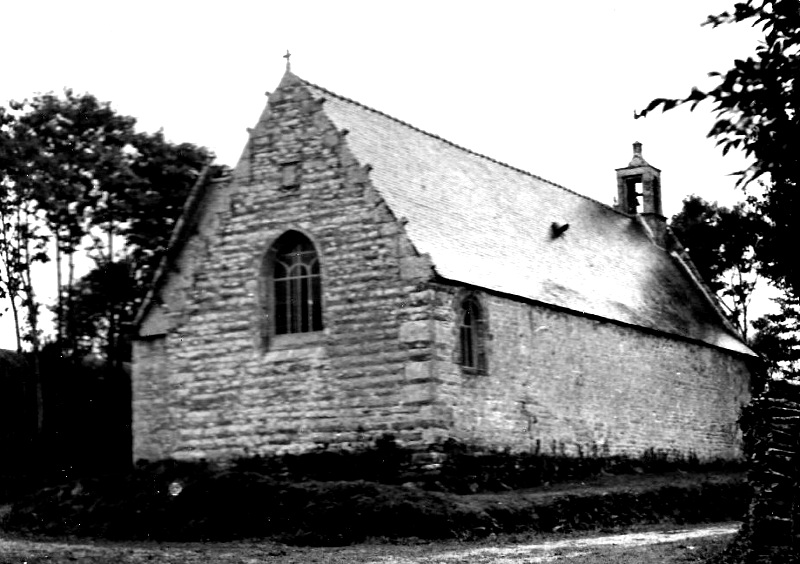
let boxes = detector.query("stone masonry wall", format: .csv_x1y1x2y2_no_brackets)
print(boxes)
132,72,753,464
131,337,175,461
431,285,752,460
132,75,445,461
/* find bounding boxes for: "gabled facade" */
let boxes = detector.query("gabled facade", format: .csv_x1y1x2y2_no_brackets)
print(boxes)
132,71,754,462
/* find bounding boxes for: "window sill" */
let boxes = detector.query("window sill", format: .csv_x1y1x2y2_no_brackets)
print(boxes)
270,331,325,350
262,332,325,362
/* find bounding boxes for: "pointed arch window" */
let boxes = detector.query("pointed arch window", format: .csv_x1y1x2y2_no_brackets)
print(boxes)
271,231,323,335
459,296,486,372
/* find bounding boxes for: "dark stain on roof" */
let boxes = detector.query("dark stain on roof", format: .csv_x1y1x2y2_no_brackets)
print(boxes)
134,71,752,357
295,74,752,356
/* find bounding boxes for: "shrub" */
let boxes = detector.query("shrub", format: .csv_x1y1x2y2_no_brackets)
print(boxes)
2,435,747,545
3,464,747,545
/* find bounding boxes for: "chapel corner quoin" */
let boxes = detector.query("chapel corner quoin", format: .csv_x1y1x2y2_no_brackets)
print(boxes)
131,71,756,464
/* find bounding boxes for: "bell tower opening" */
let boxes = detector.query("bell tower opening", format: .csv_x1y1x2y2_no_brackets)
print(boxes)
616,142,666,245
624,177,644,214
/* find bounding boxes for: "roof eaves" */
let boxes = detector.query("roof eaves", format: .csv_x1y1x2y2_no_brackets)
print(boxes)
668,245,755,355
434,275,758,358
132,163,217,329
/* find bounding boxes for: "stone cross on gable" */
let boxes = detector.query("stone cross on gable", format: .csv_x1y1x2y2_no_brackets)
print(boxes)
284,50,291,71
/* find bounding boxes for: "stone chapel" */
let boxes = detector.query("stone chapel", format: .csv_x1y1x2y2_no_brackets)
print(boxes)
131,70,755,463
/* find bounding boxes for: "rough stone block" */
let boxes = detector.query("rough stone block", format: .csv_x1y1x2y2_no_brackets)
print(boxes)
400,255,433,281
404,361,432,382
399,320,431,344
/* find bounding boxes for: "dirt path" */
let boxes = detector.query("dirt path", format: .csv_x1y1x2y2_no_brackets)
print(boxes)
0,522,739,564
377,523,739,563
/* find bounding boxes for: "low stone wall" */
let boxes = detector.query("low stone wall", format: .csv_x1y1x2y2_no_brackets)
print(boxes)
727,378,800,563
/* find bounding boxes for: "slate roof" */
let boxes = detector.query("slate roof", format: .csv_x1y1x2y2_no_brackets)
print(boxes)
297,75,754,357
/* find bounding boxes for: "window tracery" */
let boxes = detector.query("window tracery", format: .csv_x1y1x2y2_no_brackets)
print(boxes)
270,231,322,335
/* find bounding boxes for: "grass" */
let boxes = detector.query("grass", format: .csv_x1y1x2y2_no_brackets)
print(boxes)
0,461,748,546
535,535,730,564
0,522,737,563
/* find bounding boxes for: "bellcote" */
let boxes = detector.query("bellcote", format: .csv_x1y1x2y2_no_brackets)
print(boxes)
616,142,666,246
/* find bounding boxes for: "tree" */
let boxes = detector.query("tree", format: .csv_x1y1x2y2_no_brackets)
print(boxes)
751,297,800,377
1,89,225,363
6,90,141,351
116,131,218,298
1,90,225,469
62,259,136,361
640,6,800,559
637,0,800,298
670,195,767,339
65,147,225,364
0,104,53,435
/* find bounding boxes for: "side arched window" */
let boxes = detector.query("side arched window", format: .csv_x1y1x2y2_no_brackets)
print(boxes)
459,296,486,372
270,231,323,335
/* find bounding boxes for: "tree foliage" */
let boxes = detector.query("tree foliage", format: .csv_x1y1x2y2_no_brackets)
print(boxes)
0,103,52,353
669,195,767,339
63,259,136,361
669,195,800,380
637,0,800,297
5,90,140,346
751,296,800,376
116,131,216,293
0,89,228,362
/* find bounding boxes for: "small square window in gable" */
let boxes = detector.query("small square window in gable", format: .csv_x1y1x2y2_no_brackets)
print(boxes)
280,161,301,190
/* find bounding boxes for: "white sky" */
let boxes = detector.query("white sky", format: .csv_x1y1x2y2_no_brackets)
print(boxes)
0,0,767,349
